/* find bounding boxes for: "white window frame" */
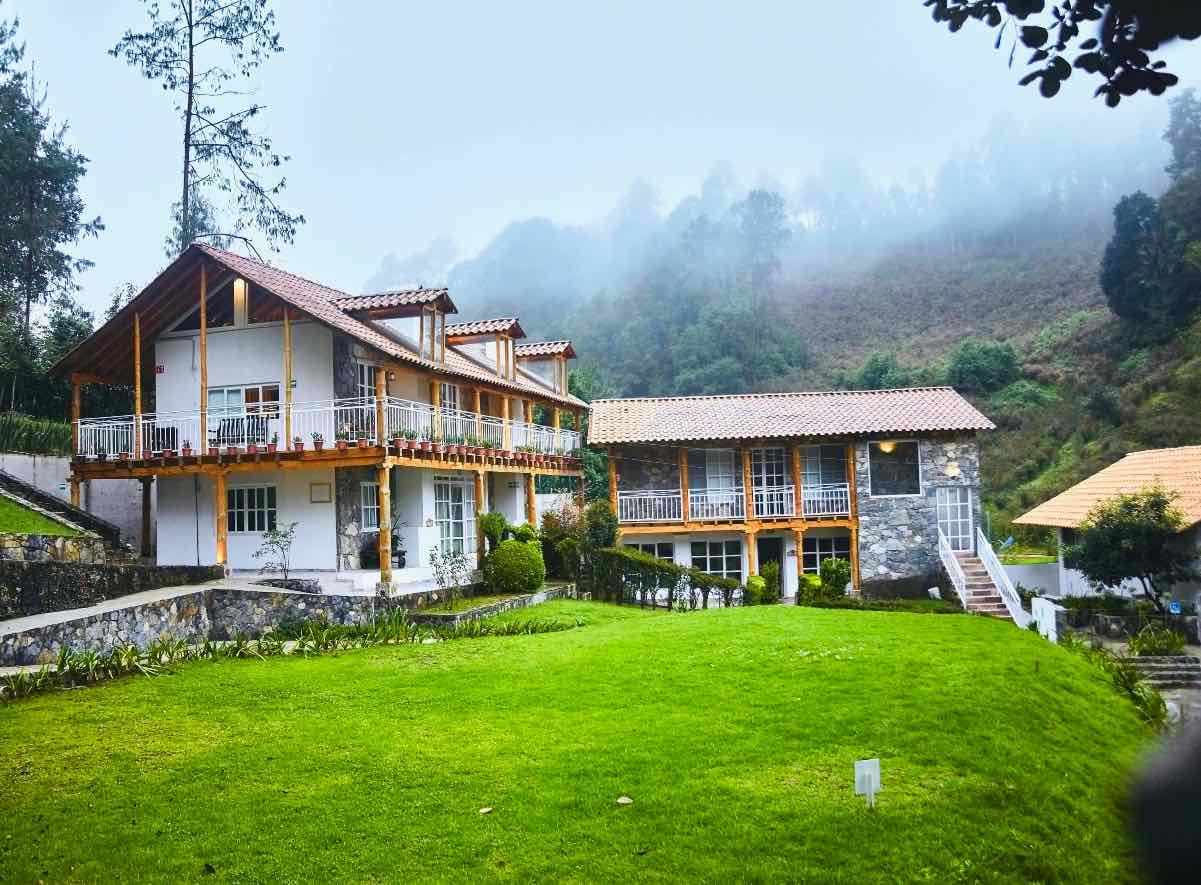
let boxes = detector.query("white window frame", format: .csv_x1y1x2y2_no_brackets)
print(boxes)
801,444,848,487
440,382,459,412
866,439,923,498
690,539,742,580
361,481,380,531
750,447,787,487
208,383,281,417
434,473,476,557
802,535,852,575
625,541,674,561
936,486,974,553
226,485,277,534
355,361,376,400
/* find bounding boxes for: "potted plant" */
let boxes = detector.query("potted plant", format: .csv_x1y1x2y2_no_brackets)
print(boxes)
208,444,220,458
162,446,176,459
181,440,193,458
356,435,370,449
118,450,131,461
293,435,305,452
311,431,325,452
335,430,349,452
267,433,278,455
96,448,108,462
418,431,432,453
246,441,259,455
391,430,405,450
227,444,239,457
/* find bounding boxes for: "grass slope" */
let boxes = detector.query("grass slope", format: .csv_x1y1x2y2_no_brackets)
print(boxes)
0,603,1148,883
0,495,79,536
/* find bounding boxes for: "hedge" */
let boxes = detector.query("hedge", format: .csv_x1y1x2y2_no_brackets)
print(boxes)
591,546,741,609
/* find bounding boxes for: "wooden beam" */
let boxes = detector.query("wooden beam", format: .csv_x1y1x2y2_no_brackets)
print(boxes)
495,332,503,376
283,308,293,446
473,470,486,565
608,447,618,513
374,366,387,445
791,443,803,520
198,264,208,450
140,477,152,559
213,471,227,567
525,472,537,526
679,447,690,523
69,477,80,508
430,378,442,440
849,524,861,594
419,308,426,359
133,312,142,458
846,442,859,520
472,388,483,440
742,448,755,522
70,378,81,455
746,528,758,577
501,396,511,451
378,463,392,584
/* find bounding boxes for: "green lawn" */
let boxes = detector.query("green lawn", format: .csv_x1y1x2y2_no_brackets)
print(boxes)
0,495,79,536
425,592,524,613
0,602,1149,882
1000,553,1058,565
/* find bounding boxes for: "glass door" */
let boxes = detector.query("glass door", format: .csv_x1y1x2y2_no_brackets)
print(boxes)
936,486,973,552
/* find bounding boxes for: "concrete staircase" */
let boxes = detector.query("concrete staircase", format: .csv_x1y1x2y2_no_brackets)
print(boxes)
0,469,122,548
1129,656,1201,689
954,552,1011,620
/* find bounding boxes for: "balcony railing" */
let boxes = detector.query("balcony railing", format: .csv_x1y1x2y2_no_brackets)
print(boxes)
73,395,583,460
802,483,851,518
753,484,795,519
618,489,683,523
689,487,746,521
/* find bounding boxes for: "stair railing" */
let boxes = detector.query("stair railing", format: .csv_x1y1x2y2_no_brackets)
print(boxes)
938,529,969,609
976,528,1032,628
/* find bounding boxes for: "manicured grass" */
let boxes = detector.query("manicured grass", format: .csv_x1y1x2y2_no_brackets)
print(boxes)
0,603,1150,882
0,496,79,536
1000,553,1058,565
425,592,523,613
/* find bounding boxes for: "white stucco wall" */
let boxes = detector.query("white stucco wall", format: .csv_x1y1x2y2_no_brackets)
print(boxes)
154,319,333,413
489,472,529,526
156,467,336,569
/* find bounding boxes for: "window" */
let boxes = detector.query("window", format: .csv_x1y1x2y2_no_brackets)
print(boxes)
936,486,973,552
208,384,280,417
802,535,852,574
751,448,787,487
434,474,476,556
355,361,376,400
625,542,673,561
227,485,277,533
868,441,921,496
690,540,742,580
440,382,459,412
361,482,380,531
802,445,847,487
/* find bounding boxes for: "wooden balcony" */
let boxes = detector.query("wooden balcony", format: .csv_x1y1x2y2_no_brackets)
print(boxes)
616,482,851,526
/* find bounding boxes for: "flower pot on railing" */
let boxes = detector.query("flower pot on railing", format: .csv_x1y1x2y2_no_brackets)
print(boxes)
267,443,277,454
314,440,325,451
162,448,176,459
208,446,220,458
96,452,108,462
227,446,239,457
118,451,130,461
180,447,192,458
356,438,369,449
247,444,259,455
418,440,431,453
336,440,349,452
293,439,305,452
432,443,445,455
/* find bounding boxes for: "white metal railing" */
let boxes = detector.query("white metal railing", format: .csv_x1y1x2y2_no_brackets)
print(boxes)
688,487,746,521
802,483,851,517
753,484,795,518
618,489,683,523
938,529,969,609
75,395,584,459
977,528,1032,628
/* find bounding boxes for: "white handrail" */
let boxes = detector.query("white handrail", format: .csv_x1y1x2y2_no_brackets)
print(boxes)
938,529,969,609
753,484,795,518
618,489,683,523
976,528,1032,628
688,487,746,521
801,482,851,517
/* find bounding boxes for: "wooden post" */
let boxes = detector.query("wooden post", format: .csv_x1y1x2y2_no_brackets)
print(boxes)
552,406,561,455
746,529,758,577
679,447,690,523
70,376,81,455
849,524,861,594
430,378,442,439
846,442,859,519
140,477,152,559
69,478,80,508
794,528,805,587
133,312,142,458
374,366,387,445
495,332,503,376
608,447,618,513
283,308,293,446
742,447,755,521
473,469,486,565
213,472,227,567
791,443,803,519
525,472,537,526
199,264,208,449
472,388,483,440
501,396,511,451
378,464,392,584
419,309,426,359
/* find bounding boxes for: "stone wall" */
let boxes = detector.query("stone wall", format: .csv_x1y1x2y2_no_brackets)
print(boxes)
614,444,679,492
0,562,224,620
0,533,108,565
332,333,359,399
206,587,378,639
855,434,982,581
334,466,378,570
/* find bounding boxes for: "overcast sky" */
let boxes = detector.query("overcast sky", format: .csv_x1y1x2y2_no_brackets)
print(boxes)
10,1,1201,315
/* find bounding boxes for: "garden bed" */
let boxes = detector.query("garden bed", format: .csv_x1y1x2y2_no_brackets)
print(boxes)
407,585,574,627
252,578,321,594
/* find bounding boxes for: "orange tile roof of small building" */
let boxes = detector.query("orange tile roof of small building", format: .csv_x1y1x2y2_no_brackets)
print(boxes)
334,288,452,311
587,387,993,445
1014,445,1201,529
515,340,576,358
446,317,526,337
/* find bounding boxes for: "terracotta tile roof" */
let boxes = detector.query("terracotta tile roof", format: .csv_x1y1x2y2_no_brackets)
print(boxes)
587,387,993,446
446,317,525,338
1014,446,1201,529
334,288,451,311
515,340,576,358
194,245,584,408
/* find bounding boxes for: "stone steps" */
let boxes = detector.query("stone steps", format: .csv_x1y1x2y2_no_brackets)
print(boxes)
950,554,1011,620
1130,655,1201,689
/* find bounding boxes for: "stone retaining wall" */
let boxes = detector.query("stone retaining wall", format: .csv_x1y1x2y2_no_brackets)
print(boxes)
407,586,575,628
0,562,225,621
0,533,108,565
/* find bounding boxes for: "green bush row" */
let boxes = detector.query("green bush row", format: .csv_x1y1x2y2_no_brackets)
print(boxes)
591,545,741,610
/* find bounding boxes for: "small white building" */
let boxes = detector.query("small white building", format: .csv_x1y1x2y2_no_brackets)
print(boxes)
54,244,586,591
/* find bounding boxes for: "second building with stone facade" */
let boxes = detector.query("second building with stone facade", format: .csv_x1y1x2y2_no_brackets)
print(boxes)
588,388,994,596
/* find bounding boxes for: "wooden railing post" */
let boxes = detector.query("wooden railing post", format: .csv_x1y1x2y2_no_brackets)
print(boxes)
791,443,803,519
846,442,859,520
501,396,512,451
374,366,387,445
742,447,755,521
378,463,392,584
746,529,758,578
608,447,618,514
430,378,442,440
472,388,482,441
679,447,690,523
70,375,82,455
525,472,537,526
474,469,486,565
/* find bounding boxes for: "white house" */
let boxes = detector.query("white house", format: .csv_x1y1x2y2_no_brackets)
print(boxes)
54,244,586,591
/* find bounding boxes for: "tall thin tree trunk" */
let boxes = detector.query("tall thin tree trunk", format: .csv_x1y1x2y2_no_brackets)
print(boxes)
180,0,195,251
22,180,33,343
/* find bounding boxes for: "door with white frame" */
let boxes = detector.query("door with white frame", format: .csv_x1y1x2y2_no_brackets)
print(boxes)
935,486,974,552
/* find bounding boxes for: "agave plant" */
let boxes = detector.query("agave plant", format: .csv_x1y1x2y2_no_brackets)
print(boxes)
256,632,286,657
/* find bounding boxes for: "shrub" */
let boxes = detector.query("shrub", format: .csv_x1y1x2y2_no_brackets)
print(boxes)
819,558,851,599
554,537,580,580
796,573,823,604
1128,623,1188,656
540,505,582,579
761,561,781,600
592,547,739,609
1057,593,1133,614
744,575,770,605
511,523,538,544
583,501,618,550
479,512,508,554
946,339,1020,393
488,539,546,595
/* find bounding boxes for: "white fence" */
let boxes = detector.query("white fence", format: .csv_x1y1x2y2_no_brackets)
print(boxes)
938,529,969,609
